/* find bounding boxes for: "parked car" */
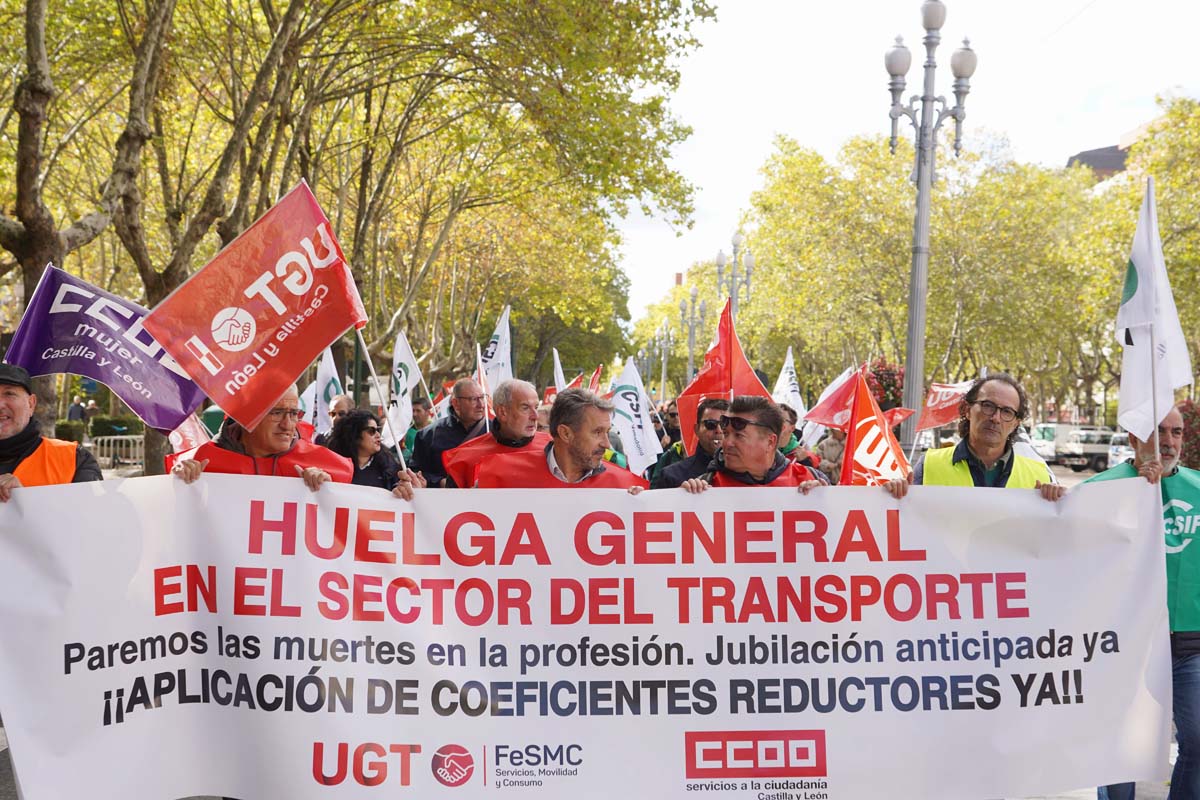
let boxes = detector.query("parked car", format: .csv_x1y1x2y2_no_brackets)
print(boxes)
1061,429,1114,472
1108,432,1134,470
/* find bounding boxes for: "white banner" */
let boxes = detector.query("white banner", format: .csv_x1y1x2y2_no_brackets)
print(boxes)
0,477,1171,799
313,347,344,438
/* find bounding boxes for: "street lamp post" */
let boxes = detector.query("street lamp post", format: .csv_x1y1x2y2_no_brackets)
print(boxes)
715,232,754,323
679,286,708,381
655,323,675,401
885,0,976,453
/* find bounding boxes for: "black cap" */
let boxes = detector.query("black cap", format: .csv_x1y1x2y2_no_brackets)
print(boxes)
0,364,33,392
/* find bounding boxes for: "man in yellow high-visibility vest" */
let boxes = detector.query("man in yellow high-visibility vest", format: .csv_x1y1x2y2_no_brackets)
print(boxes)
884,373,1064,502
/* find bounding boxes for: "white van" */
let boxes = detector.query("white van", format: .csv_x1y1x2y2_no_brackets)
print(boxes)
1061,429,1116,472
1032,423,1112,466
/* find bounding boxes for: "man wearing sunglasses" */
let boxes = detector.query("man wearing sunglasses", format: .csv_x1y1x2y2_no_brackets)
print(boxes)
411,377,490,488
680,396,826,493
314,394,354,447
884,373,1063,501
651,398,729,489
442,380,550,487
171,384,353,490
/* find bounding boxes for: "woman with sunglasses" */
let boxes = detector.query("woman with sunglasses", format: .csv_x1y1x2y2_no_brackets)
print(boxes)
327,409,404,491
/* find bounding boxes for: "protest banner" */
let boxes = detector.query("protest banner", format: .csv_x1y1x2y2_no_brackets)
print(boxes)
0,478,1170,799
142,181,367,431
5,265,206,432
916,380,974,432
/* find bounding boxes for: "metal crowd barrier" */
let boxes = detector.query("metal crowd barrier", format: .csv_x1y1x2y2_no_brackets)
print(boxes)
86,435,145,469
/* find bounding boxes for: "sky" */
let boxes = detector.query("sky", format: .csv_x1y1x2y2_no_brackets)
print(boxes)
621,0,1200,320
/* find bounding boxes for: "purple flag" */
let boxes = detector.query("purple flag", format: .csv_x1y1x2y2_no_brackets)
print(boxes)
5,265,206,432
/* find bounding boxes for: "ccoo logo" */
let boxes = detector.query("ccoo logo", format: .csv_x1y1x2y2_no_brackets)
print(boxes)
210,307,256,352
431,744,474,787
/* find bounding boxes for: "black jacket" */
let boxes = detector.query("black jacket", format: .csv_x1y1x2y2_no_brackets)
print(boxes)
652,449,714,489
411,411,487,487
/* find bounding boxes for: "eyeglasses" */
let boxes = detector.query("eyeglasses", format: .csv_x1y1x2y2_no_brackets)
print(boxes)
363,426,381,435
456,395,486,405
700,419,721,431
720,415,774,433
266,408,302,421
971,400,1018,422
667,411,679,419
330,409,348,418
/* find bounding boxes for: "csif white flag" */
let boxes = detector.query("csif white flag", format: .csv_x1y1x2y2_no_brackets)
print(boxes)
480,305,514,392
772,346,808,422
382,332,423,450
312,348,343,438
553,347,567,392
609,359,663,476
1117,177,1193,441
801,365,855,448
298,382,317,428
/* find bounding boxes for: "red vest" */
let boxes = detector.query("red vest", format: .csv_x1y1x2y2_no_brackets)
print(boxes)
711,461,820,488
475,447,648,489
187,439,354,483
442,431,552,487
13,438,77,486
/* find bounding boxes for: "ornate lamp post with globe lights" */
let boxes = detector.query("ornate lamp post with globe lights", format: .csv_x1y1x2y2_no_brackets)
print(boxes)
885,0,977,452
715,232,753,323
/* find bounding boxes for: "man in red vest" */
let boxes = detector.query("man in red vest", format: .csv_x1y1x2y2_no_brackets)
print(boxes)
475,388,647,490
171,384,403,493
681,395,826,493
0,364,101,501
442,379,549,487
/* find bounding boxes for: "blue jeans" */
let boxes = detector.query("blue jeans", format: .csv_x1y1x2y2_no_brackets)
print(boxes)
1100,653,1200,800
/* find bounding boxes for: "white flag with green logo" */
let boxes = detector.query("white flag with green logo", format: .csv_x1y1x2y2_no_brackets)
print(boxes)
1117,177,1193,441
382,332,422,449
312,348,344,438
479,305,513,394
610,359,663,476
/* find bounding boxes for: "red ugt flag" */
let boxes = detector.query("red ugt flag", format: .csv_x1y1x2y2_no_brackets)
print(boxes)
144,181,367,430
839,371,910,486
676,299,770,455
916,380,974,431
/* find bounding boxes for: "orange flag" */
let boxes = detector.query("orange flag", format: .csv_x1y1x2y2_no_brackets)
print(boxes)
839,371,911,486
676,299,770,455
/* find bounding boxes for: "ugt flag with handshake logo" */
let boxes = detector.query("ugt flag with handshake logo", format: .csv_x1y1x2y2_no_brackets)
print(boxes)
144,181,367,430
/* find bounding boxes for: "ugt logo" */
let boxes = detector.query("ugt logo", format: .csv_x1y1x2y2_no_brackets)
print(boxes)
431,744,474,787
685,730,827,779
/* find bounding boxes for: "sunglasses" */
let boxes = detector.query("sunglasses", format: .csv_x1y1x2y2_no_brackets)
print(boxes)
700,419,721,431
720,415,774,433
363,426,381,434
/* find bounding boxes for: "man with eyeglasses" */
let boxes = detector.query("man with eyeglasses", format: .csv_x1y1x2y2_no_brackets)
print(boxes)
651,397,729,489
679,396,826,493
441,380,550,488
884,373,1063,501
411,377,489,488
1093,405,1200,800
171,385,353,490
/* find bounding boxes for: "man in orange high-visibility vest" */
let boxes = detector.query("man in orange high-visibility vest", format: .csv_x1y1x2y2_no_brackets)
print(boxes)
0,364,101,502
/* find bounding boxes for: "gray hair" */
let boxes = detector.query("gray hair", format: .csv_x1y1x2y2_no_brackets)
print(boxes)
493,379,537,408
549,388,614,439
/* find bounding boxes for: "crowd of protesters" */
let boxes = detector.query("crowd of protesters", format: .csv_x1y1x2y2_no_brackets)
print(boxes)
2,360,1194,796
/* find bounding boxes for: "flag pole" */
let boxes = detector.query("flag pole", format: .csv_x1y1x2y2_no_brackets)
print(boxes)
1150,323,1161,464
476,342,490,434
355,328,407,471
